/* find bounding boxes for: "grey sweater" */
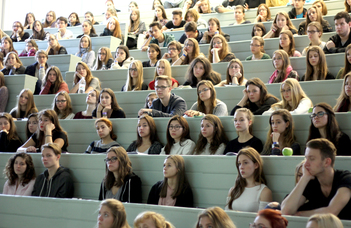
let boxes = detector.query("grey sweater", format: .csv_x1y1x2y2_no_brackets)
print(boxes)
190,99,228,116
150,93,187,117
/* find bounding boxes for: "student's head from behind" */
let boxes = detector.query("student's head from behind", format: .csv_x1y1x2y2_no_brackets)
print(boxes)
236,147,264,182
253,209,288,228
184,21,199,39
145,92,157,108
334,11,351,37
41,143,62,168
272,49,290,71
0,113,18,140
167,41,182,58
196,207,236,228
312,0,327,15
245,78,269,105
155,75,172,98
5,152,36,185
234,108,254,134
306,213,343,228
134,211,174,228
185,9,200,23
171,10,183,27
95,118,117,140
305,139,336,175
147,43,161,61
98,199,129,228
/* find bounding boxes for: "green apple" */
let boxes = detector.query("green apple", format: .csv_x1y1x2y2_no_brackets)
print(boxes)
282,147,293,156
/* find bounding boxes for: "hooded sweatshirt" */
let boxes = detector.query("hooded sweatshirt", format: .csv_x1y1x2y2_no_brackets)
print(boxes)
31,166,74,198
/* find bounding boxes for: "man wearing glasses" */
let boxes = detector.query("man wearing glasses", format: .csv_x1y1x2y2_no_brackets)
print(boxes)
162,41,182,64
138,75,186,117
281,138,351,220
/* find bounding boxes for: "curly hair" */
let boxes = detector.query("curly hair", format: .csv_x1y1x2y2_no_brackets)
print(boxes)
4,152,36,186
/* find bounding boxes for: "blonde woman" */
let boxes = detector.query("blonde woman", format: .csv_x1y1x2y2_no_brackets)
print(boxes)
149,59,179,90
195,207,236,228
263,78,313,115
334,72,351,112
263,12,297,39
10,89,38,119
306,213,344,228
122,60,148,91
134,211,174,228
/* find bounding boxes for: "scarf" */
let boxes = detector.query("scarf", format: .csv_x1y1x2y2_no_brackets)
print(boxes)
268,65,293,84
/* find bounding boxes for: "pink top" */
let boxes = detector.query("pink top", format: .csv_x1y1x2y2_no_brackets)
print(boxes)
2,179,35,196
158,185,176,206
292,50,302,57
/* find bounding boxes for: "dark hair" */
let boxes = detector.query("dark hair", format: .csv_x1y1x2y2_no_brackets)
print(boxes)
256,4,271,21
167,41,182,52
172,9,182,17
278,30,296,57
98,88,125,118
95,118,117,140
0,113,22,142
26,113,38,139
83,20,97,35
245,78,279,106
185,56,221,87
4,152,36,186
42,66,65,94
251,23,267,37
135,115,161,147
53,91,73,119
184,21,197,32
99,199,131,228
341,44,351,79
0,71,5,87
68,12,80,26
257,209,288,228
153,6,168,22
306,138,336,167
32,20,46,40
164,115,191,154
149,21,163,30
115,45,130,66
57,16,68,24
334,11,351,23
24,12,36,28
148,43,162,60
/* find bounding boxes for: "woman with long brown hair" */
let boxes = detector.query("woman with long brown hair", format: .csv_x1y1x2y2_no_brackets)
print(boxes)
263,12,297,39
208,34,235,63
10,89,38,119
10,21,30,42
298,5,332,35
1,52,26,75
334,72,351,112
173,38,202,65
122,60,148,91
52,91,75,119
200,18,230,44
93,47,114,70
0,113,23,152
97,199,131,228
268,50,299,84
40,66,69,95
70,61,101,93
46,34,68,55
42,10,56,28
92,88,126,119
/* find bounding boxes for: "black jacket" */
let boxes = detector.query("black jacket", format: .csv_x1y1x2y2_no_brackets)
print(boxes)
288,8,307,19
32,166,74,198
98,172,142,203
0,131,22,152
48,47,68,55
24,62,49,94
100,28,125,43
324,33,351,54
147,180,194,207
1,65,26,75
178,30,204,44
150,93,187,117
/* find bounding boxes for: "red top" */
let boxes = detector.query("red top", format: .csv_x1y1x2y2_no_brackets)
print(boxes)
39,81,69,95
148,78,179,90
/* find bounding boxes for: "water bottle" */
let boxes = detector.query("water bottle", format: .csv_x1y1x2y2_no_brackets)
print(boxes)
78,77,86,94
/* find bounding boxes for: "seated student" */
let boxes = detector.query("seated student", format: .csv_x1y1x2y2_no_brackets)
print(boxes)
2,152,35,195
141,22,175,51
52,91,75,120
139,76,187,117
153,6,169,27
178,21,204,44
144,93,158,109
162,41,182,64
163,0,185,8
246,36,271,60
93,47,114,70
26,113,38,140
40,66,69,95
99,147,142,202
302,22,326,56
32,143,74,198
17,109,69,153
231,78,279,115
55,17,73,40
46,34,68,55
128,1,138,12
230,5,251,25
19,39,38,57
209,34,235,63
268,50,299,84
68,12,81,27
122,60,148,91
24,50,49,94
313,0,327,16
76,20,98,38
10,89,38,119
192,114,228,155
28,20,50,41
217,59,247,87
111,45,135,69
126,115,163,154
70,61,101,94
1,52,26,75
84,11,100,25
298,6,333,35
263,12,297,39
173,38,203,65
74,90,99,119
42,11,57,28
10,21,30,42
252,209,288,228
86,119,120,154
251,23,267,37
92,88,126,119
134,211,174,228
307,213,344,228
224,108,263,154
337,44,351,79
281,138,351,220
288,0,307,19
215,0,244,13
149,59,179,90
162,10,186,32
200,18,230,44
102,7,118,25
0,37,17,57
160,115,195,155
127,9,146,49
0,113,23,152
97,199,130,228
301,46,335,81
226,147,272,211
75,35,96,69
266,0,289,7
279,31,302,57
152,0,164,10
148,155,193,207
100,16,124,43
324,12,351,54
185,80,228,117
0,72,8,112
262,110,301,155
263,78,313,115
307,103,351,156
195,0,214,14
24,12,36,29
183,56,221,87
196,207,236,228
184,8,207,29
0,53,3,70
142,44,161,68
254,4,272,23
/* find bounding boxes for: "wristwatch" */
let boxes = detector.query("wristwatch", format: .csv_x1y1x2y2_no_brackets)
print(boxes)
272,142,279,148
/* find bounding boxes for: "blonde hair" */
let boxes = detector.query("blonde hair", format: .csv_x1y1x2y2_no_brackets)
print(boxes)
94,47,113,70
304,45,328,81
308,214,343,228
196,207,236,228
134,211,174,228
208,34,231,63
272,12,297,37
12,89,38,118
124,60,144,91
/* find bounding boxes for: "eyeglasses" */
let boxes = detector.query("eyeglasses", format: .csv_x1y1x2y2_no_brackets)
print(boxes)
281,89,291,93
250,44,261,47
169,125,183,130
155,86,169,90
250,223,267,228
307,30,318,34
198,88,210,94
310,111,327,119
47,14,54,17
229,66,240,69
98,53,106,55
56,100,67,103
213,41,222,45
258,8,267,12
129,68,138,72
104,156,118,163
168,48,177,51
184,43,194,47
13,25,20,28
